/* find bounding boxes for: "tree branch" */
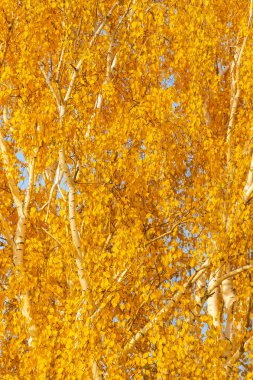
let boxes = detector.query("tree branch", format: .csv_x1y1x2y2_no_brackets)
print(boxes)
123,266,205,353
38,62,60,108
206,265,253,296
145,218,192,246
89,2,119,48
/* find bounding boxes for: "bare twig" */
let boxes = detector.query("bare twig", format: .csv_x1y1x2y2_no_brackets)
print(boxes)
145,218,192,246
41,227,64,249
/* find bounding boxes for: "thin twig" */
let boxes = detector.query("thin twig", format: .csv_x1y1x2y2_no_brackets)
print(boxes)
145,218,192,246
41,227,64,249
38,62,60,108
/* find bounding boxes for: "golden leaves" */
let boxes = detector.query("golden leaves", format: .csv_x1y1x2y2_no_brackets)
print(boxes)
1,0,253,378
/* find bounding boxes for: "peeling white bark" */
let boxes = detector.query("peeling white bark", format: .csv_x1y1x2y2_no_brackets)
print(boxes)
221,276,236,341
207,269,221,328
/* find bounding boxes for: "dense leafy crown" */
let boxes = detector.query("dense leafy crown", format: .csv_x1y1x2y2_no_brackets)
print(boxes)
0,0,253,378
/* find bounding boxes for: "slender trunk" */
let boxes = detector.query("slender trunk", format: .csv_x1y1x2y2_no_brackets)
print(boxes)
59,149,89,293
59,148,102,380
14,212,37,346
0,118,37,346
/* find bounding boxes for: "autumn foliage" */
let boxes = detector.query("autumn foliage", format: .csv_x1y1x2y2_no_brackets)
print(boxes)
1,0,253,378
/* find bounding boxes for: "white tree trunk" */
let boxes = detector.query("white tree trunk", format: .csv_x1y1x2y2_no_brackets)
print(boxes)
207,269,221,329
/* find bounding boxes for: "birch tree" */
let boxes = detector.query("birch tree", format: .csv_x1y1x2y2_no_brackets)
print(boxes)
0,0,253,378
